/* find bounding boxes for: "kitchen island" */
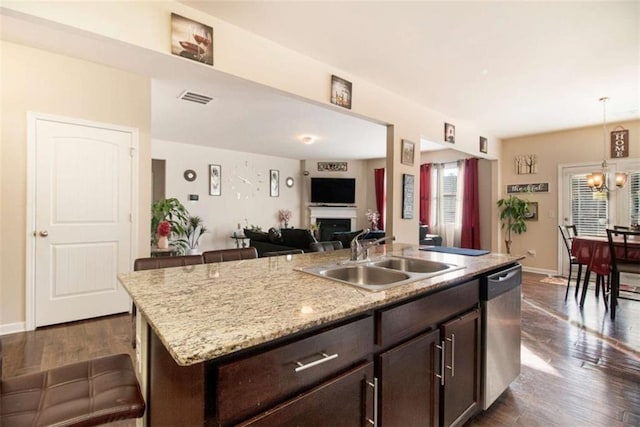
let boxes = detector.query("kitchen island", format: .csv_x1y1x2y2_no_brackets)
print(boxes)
118,243,521,426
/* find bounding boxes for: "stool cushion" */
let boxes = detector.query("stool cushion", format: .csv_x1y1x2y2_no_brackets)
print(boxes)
1,354,145,427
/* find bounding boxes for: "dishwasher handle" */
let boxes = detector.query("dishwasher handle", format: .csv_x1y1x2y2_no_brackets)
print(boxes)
482,264,521,300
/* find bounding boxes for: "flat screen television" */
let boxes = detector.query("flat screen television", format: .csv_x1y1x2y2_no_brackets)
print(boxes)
311,178,356,205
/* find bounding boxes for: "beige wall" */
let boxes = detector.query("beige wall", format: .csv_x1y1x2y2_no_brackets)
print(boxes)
0,41,151,328
501,119,640,273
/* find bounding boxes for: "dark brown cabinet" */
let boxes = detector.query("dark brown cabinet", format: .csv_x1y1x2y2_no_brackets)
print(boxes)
441,308,481,427
239,362,375,427
379,329,441,427
146,279,483,427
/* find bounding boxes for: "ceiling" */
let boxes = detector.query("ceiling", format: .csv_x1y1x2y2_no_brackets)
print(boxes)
2,2,638,160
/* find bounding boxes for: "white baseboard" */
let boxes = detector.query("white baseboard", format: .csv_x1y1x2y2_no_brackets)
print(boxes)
522,266,558,276
0,321,26,336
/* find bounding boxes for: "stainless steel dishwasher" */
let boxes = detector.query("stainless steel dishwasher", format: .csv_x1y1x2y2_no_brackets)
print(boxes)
480,263,522,410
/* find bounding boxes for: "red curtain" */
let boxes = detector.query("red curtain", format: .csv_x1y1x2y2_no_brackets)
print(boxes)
374,168,385,230
419,163,431,226
461,158,480,249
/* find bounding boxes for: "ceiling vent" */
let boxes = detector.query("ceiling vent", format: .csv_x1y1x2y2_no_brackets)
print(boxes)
178,90,214,105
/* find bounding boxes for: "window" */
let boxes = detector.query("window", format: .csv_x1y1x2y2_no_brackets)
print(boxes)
442,164,458,224
628,171,640,225
570,174,608,236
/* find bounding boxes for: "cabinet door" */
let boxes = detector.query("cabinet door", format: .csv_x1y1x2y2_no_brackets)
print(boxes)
441,308,481,427
239,361,375,427
379,329,440,427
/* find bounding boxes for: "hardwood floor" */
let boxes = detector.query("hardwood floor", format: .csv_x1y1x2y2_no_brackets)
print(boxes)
1,272,639,426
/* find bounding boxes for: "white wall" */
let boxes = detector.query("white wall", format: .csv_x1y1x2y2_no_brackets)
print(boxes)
152,139,301,250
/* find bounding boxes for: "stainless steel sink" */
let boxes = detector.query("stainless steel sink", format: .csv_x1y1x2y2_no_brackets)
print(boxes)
369,258,451,273
299,256,465,291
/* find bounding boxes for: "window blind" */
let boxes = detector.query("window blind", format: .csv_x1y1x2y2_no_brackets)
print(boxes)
442,165,458,224
570,174,608,236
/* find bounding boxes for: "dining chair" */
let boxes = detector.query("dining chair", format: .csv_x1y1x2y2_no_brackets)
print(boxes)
202,247,258,263
559,225,584,299
262,249,304,257
606,228,640,320
131,255,204,347
309,241,344,252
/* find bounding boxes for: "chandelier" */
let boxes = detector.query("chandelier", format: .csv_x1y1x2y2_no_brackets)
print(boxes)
586,97,628,192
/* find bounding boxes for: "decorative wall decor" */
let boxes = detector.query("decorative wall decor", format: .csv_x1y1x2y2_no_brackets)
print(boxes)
171,13,213,66
330,75,352,109
479,137,488,154
317,161,348,172
270,169,280,197
524,202,538,221
611,127,629,158
209,164,221,196
506,183,549,194
402,174,415,219
401,139,415,166
444,123,455,143
183,169,197,182
515,154,537,174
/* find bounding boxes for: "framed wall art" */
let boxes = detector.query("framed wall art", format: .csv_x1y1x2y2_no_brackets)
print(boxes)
445,122,455,143
171,13,213,66
479,136,488,154
524,202,538,221
209,164,221,196
330,75,352,109
401,139,415,166
402,174,415,219
270,169,280,197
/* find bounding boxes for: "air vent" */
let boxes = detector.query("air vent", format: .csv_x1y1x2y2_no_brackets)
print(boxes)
178,90,214,105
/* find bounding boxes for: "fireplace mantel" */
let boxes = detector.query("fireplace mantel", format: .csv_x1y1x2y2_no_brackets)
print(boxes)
308,206,357,230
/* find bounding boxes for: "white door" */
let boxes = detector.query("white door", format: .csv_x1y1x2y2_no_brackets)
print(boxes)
32,116,134,327
559,165,613,276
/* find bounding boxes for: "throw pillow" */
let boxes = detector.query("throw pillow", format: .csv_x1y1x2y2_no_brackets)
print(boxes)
244,228,269,242
281,228,315,249
267,227,283,244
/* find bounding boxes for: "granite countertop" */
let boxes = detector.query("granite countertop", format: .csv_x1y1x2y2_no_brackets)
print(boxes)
118,243,520,366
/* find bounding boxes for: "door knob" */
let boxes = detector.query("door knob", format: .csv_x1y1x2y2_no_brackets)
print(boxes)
39,230,49,237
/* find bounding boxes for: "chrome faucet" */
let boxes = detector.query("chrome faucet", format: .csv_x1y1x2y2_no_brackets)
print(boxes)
350,229,396,261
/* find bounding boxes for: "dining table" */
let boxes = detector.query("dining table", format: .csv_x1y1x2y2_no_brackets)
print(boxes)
571,235,640,319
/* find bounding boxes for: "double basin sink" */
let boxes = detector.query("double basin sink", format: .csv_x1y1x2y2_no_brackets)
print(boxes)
299,256,465,291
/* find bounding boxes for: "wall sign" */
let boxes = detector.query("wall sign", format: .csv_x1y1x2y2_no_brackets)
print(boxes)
506,183,549,194
317,161,348,172
610,128,629,158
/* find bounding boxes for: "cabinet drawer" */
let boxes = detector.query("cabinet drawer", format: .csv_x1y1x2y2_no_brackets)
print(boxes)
215,316,374,424
377,279,479,349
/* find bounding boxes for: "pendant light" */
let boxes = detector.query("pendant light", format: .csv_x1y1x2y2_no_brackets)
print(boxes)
586,97,627,192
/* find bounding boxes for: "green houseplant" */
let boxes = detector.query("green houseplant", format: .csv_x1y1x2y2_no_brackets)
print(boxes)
180,215,208,254
151,198,189,251
497,195,529,254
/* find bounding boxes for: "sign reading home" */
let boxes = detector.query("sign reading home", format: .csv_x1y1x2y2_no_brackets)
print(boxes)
610,129,629,158
506,183,549,194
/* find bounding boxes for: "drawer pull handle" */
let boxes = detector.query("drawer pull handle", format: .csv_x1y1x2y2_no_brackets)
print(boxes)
435,340,445,386
365,377,378,426
446,333,455,377
294,352,338,372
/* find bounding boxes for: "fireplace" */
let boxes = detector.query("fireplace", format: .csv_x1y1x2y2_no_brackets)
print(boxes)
308,206,358,240
317,218,351,241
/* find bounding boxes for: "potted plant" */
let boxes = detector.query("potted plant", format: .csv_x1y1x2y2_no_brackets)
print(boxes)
180,216,208,254
497,195,529,254
151,198,189,249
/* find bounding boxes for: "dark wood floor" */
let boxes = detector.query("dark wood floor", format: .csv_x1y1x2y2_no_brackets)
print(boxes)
1,272,639,426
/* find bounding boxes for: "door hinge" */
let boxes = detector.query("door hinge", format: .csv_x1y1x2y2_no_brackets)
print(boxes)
129,147,135,157
129,213,132,222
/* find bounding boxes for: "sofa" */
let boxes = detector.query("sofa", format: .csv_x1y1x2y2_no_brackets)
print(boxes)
244,228,317,257
331,230,386,249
